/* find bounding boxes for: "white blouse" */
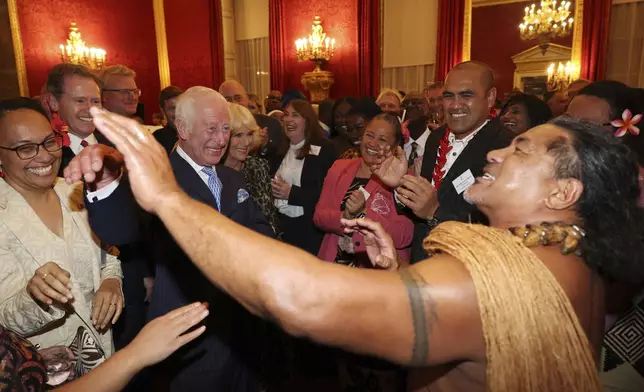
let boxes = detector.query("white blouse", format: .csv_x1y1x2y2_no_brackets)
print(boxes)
275,140,306,218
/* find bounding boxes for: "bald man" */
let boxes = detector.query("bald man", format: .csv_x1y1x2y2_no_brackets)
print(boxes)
398,61,513,263
219,80,284,165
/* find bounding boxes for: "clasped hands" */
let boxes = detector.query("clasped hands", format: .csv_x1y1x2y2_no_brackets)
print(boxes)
369,145,439,220
27,261,123,331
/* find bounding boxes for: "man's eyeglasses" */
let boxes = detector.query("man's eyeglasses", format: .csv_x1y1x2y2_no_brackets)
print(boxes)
0,134,64,160
103,88,142,97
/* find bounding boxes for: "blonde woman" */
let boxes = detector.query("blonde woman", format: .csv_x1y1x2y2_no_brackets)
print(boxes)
224,103,281,238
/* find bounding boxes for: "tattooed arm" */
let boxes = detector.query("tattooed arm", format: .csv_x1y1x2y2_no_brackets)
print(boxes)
84,107,483,368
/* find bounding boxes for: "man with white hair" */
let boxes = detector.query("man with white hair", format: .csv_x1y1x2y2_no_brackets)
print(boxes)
68,86,273,392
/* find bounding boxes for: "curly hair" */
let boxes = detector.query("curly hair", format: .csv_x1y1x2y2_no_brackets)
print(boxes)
549,116,644,284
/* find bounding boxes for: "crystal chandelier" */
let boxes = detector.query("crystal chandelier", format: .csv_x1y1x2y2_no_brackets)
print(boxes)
59,22,106,70
519,1,574,54
295,16,336,71
547,61,579,91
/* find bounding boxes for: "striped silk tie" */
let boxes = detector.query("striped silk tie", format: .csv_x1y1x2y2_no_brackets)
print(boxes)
201,166,222,211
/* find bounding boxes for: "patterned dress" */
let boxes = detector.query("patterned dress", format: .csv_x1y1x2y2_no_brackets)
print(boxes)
0,327,46,392
241,156,283,239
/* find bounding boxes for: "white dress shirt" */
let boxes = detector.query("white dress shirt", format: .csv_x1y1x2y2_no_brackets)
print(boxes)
437,120,489,182
175,146,219,189
404,127,431,161
274,140,306,218
68,132,98,156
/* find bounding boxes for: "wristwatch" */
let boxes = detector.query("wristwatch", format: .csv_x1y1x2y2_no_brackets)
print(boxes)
426,217,440,231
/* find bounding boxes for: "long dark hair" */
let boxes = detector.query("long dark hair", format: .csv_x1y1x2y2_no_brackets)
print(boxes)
549,116,644,284
280,99,325,159
330,97,357,138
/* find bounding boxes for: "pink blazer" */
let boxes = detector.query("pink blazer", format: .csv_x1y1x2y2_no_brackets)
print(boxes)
314,158,414,263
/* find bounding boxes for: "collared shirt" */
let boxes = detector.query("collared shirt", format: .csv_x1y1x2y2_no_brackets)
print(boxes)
437,120,489,181
274,140,306,218
175,145,220,190
404,127,431,161
68,132,98,156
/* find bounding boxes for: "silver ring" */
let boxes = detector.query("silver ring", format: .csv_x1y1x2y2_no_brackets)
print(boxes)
110,302,117,306
41,273,49,280
135,130,147,141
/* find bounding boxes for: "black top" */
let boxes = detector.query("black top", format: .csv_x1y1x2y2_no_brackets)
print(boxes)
153,124,178,154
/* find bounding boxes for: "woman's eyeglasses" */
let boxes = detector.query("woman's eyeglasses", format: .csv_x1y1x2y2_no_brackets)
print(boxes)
0,135,64,160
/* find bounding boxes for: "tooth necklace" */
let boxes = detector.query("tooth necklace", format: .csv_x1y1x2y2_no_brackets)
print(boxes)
509,222,585,255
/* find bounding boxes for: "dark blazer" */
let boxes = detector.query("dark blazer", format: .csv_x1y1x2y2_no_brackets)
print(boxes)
153,124,178,154
268,139,337,255
58,130,112,177
410,119,514,263
254,114,284,162
86,149,273,392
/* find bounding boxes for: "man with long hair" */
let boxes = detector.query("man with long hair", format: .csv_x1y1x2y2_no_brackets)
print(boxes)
66,108,644,391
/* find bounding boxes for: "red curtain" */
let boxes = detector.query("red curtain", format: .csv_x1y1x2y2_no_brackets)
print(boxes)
579,0,612,81
209,0,225,88
435,0,465,82
269,0,285,93
358,0,380,97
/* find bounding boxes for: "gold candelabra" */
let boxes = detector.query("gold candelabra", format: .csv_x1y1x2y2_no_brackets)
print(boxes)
519,1,574,54
547,61,579,91
59,22,106,69
295,16,336,71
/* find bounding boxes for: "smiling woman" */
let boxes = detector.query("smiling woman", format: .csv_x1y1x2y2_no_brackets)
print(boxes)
0,98,123,380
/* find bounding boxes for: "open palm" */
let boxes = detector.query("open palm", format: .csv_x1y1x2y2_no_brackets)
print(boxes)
371,146,408,188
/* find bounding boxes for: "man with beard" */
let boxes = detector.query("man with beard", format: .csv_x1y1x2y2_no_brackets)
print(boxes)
395,61,513,263
68,105,644,392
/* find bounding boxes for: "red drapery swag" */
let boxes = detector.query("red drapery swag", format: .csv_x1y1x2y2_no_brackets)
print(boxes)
435,0,465,82
358,0,381,98
269,0,285,93
579,0,612,81
209,0,225,88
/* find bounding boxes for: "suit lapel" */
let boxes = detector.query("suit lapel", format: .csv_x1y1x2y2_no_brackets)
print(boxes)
169,151,220,211
420,127,445,180
438,120,501,201
94,130,113,147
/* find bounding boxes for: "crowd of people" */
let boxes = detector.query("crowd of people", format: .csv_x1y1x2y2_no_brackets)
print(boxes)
0,58,643,392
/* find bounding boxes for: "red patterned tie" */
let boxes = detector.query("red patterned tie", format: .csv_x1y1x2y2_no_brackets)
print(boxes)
80,140,89,148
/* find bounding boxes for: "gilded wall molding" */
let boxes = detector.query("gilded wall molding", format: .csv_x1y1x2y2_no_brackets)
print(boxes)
7,0,29,97
571,0,584,67
462,0,473,61
153,0,171,89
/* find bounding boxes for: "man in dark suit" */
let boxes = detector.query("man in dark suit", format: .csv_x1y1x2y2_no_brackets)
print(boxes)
375,61,513,263
66,87,273,392
219,79,284,161
153,85,184,154
46,63,150,355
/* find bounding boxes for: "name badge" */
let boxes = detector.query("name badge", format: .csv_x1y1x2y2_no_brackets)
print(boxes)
309,145,321,156
452,169,476,195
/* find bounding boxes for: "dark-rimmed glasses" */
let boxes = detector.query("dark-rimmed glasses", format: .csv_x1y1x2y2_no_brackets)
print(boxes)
102,88,142,97
0,134,64,160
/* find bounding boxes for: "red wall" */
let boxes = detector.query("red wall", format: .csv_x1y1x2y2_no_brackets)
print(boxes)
281,0,359,99
471,1,573,99
16,0,160,123
164,0,216,90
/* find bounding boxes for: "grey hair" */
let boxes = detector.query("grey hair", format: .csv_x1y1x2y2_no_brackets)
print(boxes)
175,86,230,132
100,64,136,86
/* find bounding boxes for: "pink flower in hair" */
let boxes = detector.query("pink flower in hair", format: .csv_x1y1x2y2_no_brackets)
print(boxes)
401,120,410,144
611,109,641,138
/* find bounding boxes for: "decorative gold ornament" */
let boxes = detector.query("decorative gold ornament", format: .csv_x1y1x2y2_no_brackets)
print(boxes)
59,22,106,69
295,16,336,103
519,1,574,54
546,61,580,91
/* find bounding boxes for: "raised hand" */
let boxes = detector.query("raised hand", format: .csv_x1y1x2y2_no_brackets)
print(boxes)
88,107,183,214
63,144,124,190
124,302,209,368
341,218,399,270
397,175,439,220
343,189,366,219
27,262,74,307
370,145,408,188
